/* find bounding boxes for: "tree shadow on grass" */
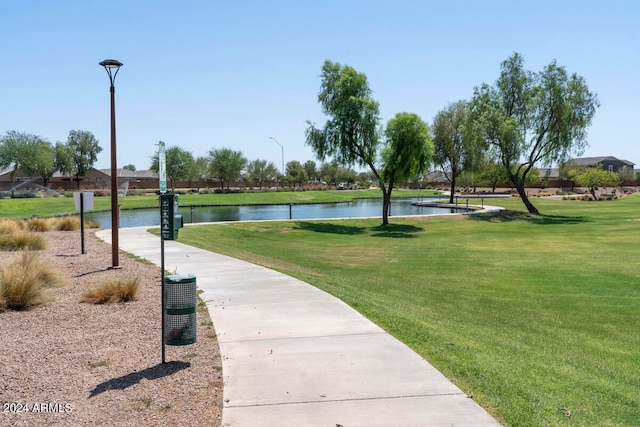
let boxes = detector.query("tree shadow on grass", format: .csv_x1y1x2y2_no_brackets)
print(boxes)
370,223,424,238
89,361,190,398
294,221,365,235
467,210,589,224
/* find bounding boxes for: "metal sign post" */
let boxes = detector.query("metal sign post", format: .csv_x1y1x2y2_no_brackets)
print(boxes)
159,141,167,364
73,192,94,255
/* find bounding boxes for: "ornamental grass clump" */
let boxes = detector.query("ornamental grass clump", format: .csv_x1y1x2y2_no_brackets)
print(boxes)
0,219,22,234
24,217,52,232
0,252,66,310
54,216,81,231
81,277,140,304
0,230,47,251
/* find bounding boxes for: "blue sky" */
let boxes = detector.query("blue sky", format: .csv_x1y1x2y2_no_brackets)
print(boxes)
1,0,638,171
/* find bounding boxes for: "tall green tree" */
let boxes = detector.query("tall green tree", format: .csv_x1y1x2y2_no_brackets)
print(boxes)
380,112,433,218
336,166,357,188
306,60,432,225
576,165,621,200
285,160,309,187
66,130,102,189
319,162,340,185
0,130,37,185
21,138,56,188
480,160,510,192
558,159,586,191
468,53,599,214
54,142,74,177
433,100,476,202
303,160,318,181
245,159,278,189
150,146,195,192
208,148,247,190
188,156,210,191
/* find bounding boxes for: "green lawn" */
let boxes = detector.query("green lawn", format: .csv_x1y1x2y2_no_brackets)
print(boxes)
173,196,640,426
0,189,436,219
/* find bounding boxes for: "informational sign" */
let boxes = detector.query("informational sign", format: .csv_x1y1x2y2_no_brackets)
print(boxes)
160,195,172,240
73,192,94,211
159,140,167,194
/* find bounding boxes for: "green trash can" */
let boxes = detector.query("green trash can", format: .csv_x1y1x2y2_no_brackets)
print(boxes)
164,274,197,346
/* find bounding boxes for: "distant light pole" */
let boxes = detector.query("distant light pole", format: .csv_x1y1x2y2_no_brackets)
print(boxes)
269,136,285,176
99,59,123,268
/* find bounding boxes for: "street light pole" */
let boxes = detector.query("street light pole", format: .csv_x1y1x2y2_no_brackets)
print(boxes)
269,136,285,176
99,59,123,268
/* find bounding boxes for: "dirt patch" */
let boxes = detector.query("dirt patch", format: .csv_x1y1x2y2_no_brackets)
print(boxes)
0,230,222,426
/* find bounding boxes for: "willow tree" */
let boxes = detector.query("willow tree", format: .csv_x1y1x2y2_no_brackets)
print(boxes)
468,53,599,214
306,60,432,225
433,100,477,203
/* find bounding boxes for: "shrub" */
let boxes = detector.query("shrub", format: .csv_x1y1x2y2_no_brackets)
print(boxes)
0,231,47,251
0,252,66,310
81,277,140,304
10,190,37,198
54,216,80,231
0,219,22,235
24,217,51,232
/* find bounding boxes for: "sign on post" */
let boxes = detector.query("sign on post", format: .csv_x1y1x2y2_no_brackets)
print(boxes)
158,140,167,194
73,192,94,211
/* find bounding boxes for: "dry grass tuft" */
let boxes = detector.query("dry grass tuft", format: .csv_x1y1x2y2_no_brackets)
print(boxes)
81,277,141,304
0,230,47,251
24,217,52,232
54,216,81,231
0,252,66,310
0,219,22,235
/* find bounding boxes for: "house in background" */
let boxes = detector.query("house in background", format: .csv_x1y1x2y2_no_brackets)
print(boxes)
534,156,636,188
569,156,635,174
429,155,636,190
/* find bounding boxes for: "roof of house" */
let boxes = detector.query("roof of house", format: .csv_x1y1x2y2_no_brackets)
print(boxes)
571,156,635,167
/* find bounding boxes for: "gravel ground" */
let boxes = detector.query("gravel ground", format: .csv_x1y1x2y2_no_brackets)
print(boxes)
0,230,223,427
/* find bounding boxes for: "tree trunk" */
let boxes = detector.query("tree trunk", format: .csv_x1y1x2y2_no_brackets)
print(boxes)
449,177,456,204
381,185,392,225
515,182,539,214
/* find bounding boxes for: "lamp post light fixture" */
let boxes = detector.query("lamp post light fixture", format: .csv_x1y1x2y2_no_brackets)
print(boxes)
99,59,123,268
269,136,285,176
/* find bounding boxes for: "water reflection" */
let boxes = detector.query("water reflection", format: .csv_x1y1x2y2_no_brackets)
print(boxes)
89,198,465,228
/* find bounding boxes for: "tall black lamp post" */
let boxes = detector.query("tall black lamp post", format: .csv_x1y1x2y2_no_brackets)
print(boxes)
269,136,285,176
99,59,123,268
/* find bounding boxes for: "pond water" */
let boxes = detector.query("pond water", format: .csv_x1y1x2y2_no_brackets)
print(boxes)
88,197,467,228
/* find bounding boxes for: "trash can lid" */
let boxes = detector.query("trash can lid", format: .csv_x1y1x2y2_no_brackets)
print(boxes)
164,274,196,284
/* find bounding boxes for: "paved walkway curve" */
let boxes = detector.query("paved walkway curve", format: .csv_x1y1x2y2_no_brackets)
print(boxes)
96,226,501,427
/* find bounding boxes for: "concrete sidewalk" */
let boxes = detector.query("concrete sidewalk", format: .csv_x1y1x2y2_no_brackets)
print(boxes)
96,226,501,426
